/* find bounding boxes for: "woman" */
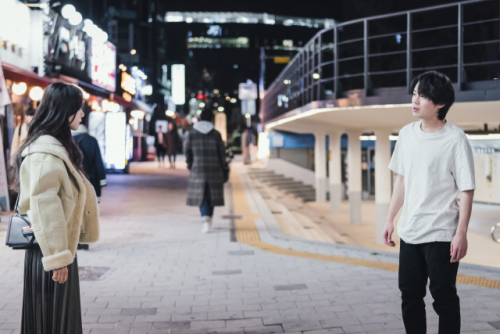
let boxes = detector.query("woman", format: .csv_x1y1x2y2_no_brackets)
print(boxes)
165,122,181,169
11,83,100,334
185,109,228,233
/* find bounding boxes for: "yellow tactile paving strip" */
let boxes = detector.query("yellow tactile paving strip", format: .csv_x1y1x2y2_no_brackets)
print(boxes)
232,171,500,290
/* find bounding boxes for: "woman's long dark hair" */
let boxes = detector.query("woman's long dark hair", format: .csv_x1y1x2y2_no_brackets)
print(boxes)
10,83,84,190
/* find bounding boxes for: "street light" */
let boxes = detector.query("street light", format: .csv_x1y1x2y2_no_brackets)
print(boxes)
29,87,44,101
61,4,75,19
130,49,137,55
69,11,82,25
12,82,27,95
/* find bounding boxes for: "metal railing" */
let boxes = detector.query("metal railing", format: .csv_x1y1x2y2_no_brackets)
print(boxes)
261,0,500,123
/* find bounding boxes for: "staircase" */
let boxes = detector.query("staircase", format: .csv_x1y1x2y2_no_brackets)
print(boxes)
248,169,316,202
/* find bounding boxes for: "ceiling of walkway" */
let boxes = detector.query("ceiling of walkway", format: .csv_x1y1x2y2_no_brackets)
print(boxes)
267,100,500,134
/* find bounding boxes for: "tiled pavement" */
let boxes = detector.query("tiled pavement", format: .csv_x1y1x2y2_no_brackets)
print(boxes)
1,161,500,334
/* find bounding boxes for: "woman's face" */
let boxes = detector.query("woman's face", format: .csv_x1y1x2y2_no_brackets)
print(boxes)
69,108,84,131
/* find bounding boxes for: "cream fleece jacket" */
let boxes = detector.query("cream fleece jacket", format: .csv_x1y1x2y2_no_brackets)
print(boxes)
18,135,100,271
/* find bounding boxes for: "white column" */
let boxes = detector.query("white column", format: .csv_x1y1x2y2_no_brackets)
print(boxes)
314,132,327,202
348,131,362,225
329,132,342,212
374,129,393,244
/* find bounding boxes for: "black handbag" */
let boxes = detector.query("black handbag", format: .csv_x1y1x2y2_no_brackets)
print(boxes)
5,155,38,250
5,196,37,249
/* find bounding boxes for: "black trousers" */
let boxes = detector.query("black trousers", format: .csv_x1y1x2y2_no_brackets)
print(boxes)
399,239,460,334
156,146,166,162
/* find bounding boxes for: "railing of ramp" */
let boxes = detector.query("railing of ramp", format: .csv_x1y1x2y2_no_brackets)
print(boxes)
261,0,500,124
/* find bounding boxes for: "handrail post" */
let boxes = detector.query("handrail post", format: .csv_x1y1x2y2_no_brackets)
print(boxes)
457,3,463,91
317,34,322,100
364,19,369,97
406,12,412,93
334,27,339,99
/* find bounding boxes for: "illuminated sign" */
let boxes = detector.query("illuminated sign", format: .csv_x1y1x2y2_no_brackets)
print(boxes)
0,0,33,71
238,82,258,100
187,37,249,49
121,72,136,95
207,25,222,36
105,111,126,169
122,92,132,102
89,40,116,92
171,64,185,105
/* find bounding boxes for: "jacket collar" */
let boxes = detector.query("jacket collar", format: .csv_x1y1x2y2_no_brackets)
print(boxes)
21,135,69,159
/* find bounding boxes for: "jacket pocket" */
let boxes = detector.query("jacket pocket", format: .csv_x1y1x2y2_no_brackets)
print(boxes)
61,195,76,222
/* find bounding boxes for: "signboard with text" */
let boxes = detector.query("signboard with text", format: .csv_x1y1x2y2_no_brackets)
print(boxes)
89,39,116,92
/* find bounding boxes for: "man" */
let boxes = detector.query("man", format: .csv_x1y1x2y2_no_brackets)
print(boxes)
10,107,35,164
72,124,107,202
155,125,166,168
383,71,475,334
185,109,228,233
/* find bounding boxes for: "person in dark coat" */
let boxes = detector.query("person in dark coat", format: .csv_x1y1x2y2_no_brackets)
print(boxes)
72,124,107,201
155,125,167,168
185,109,228,233
166,122,182,169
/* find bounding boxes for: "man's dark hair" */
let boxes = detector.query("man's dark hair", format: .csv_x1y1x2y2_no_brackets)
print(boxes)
25,108,36,116
200,109,214,122
411,71,455,120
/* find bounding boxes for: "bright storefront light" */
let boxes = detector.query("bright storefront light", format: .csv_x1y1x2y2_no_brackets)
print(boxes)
12,82,27,95
29,86,43,101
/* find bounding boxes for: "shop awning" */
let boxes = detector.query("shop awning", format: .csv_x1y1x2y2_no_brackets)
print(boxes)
2,63,54,88
113,94,134,108
133,98,153,114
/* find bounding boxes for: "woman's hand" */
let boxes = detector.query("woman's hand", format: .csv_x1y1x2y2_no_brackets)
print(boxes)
52,267,68,284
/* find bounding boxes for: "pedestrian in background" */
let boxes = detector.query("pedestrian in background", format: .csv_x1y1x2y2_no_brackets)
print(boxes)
185,109,228,233
10,107,35,164
10,83,100,334
166,122,181,169
383,71,475,334
155,125,167,168
72,123,107,203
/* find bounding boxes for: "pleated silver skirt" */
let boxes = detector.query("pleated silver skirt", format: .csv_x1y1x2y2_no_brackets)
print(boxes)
21,246,83,334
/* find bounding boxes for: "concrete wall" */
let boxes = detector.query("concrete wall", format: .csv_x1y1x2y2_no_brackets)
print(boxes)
473,152,500,204
269,148,313,170
267,158,316,187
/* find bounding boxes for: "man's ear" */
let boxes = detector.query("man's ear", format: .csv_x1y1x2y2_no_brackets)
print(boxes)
436,104,446,110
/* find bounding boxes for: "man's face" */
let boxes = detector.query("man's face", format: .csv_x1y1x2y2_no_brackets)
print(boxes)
25,115,33,125
412,82,444,120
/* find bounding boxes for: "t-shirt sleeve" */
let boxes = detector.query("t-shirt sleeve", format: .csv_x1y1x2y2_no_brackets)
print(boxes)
453,135,476,191
388,132,404,175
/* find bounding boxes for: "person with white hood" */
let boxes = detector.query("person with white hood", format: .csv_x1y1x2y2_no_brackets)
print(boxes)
185,109,228,233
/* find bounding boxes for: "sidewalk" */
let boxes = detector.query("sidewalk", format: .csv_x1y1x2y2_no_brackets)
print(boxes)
0,161,499,334
245,163,500,269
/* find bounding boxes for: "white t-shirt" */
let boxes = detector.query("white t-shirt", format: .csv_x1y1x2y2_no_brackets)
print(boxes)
388,120,476,244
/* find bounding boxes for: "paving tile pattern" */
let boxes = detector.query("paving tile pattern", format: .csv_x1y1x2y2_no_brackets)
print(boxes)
0,162,499,333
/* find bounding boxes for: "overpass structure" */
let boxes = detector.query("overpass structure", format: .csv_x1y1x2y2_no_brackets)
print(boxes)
260,0,500,243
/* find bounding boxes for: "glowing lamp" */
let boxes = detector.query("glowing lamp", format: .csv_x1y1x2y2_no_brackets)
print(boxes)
29,86,44,101
12,82,27,95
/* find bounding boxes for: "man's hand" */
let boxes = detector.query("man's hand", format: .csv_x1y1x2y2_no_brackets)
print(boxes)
52,267,68,284
382,222,396,247
450,232,468,263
